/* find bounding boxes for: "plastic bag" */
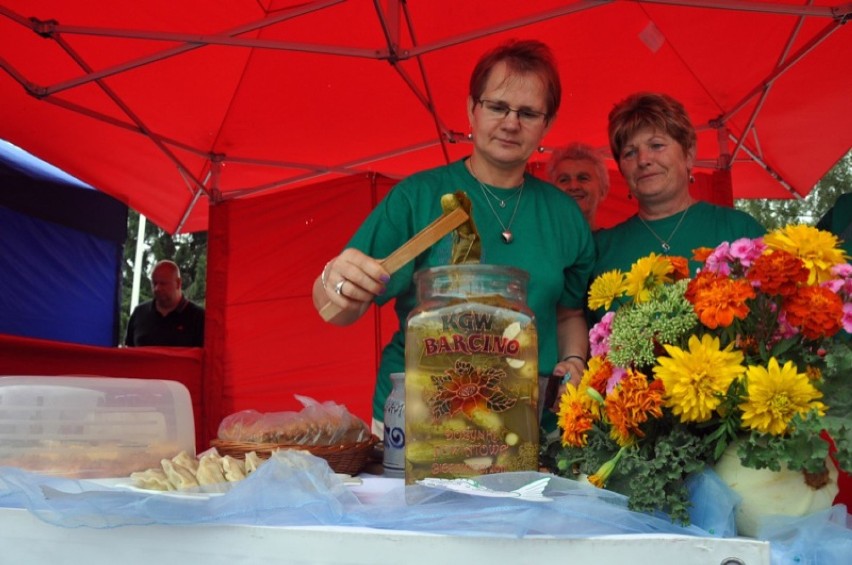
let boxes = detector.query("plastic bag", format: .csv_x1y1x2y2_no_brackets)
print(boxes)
217,395,370,445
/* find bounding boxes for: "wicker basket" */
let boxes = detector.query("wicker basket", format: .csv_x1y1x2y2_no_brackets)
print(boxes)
210,434,380,475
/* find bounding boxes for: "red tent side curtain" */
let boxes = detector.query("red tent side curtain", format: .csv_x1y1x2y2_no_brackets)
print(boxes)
203,174,396,444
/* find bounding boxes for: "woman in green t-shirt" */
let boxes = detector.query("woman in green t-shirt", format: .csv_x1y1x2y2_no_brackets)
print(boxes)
312,40,595,432
590,92,764,323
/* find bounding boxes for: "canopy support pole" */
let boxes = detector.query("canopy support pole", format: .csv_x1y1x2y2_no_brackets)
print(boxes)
728,132,801,199
130,213,147,314
726,3,808,165
719,15,842,163
174,164,216,234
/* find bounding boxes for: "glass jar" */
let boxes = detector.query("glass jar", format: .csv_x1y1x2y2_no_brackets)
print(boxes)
404,264,538,484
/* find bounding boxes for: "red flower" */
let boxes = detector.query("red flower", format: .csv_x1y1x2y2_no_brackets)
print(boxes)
747,250,809,297
784,286,843,340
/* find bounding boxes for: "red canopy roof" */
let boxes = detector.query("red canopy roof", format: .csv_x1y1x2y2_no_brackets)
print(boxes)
2,1,850,232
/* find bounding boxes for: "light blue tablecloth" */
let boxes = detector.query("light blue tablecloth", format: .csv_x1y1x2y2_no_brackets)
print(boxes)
1,451,848,564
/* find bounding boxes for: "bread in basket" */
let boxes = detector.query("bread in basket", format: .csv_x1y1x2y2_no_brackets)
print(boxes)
210,396,378,475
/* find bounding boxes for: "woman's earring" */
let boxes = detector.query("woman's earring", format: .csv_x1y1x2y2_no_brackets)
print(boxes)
537,146,545,153
689,174,696,184
467,132,473,141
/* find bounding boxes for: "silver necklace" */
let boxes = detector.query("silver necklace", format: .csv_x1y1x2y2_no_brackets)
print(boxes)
468,159,525,243
638,206,690,253
477,178,524,244
479,181,521,208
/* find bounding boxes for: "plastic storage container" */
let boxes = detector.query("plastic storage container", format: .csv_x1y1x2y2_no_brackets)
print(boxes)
404,264,538,484
0,376,195,478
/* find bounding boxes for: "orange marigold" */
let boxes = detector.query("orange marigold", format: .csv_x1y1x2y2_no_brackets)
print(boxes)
692,247,715,263
586,358,614,397
784,286,843,340
560,402,595,447
558,383,598,447
746,249,809,297
668,256,691,281
805,366,822,382
604,370,665,446
736,335,760,356
689,275,756,329
684,271,716,303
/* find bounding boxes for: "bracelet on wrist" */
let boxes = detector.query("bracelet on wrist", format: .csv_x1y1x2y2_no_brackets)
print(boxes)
561,354,586,365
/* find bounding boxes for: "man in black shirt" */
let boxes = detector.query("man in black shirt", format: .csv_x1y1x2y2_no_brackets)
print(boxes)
125,260,205,347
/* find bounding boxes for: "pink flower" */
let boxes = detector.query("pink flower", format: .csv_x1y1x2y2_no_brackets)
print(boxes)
843,303,852,333
704,242,732,276
775,308,799,339
590,311,615,357
826,263,852,298
729,237,765,268
822,279,844,294
831,263,852,278
606,366,627,395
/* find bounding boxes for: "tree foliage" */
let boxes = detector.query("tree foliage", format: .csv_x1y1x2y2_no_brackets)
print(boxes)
735,151,852,229
119,210,207,342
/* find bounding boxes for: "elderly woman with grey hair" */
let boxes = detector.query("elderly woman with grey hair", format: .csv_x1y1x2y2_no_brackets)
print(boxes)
548,142,610,229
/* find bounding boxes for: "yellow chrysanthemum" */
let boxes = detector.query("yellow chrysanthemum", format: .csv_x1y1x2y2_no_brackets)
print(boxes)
623,254,673,304
588,269,626,311
573,370,602,411
763,224,847,285
740,357,826,435
653,334,745,423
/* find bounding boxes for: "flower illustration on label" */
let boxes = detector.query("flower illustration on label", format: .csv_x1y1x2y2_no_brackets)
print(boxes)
427,359,517,419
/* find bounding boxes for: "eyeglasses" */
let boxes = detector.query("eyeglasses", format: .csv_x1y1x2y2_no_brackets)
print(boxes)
477,98,548,125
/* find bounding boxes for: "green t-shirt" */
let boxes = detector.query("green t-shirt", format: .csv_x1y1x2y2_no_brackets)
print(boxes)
347,158,596,422
590,201,765,321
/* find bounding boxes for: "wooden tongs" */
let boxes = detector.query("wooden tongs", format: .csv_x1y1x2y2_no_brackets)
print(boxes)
319,206,470,321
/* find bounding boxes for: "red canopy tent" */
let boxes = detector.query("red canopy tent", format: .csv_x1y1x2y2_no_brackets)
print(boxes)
2,1,850,233
1,1,851,443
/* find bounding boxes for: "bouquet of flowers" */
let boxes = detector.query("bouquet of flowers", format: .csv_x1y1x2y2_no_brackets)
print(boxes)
546,224,852,523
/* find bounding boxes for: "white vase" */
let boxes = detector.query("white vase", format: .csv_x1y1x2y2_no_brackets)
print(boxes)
713,442,839,537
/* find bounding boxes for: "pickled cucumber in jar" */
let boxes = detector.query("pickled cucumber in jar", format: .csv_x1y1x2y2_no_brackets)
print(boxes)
404,265,538,484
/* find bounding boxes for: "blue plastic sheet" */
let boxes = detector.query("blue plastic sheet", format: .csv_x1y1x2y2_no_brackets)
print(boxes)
762,506,852,565
686,467,740,537
1,451,849,564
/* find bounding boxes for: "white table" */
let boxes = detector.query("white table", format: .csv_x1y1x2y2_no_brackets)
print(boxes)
0,476,770,564
0,506,770,565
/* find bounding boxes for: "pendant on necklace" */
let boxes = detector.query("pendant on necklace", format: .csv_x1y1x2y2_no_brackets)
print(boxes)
661,242,671,252
499,200,506,208
501,230,513,244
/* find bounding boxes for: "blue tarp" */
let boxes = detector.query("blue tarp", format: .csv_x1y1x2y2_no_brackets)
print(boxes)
0,142,127,346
